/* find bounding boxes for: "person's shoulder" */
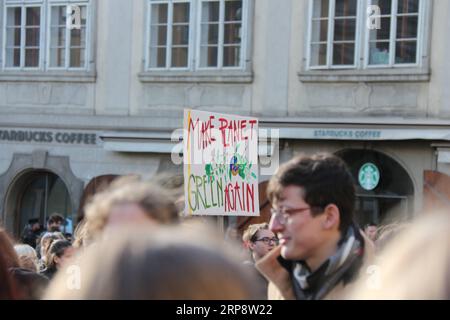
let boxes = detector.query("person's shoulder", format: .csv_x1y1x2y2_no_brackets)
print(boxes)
11,268,50,284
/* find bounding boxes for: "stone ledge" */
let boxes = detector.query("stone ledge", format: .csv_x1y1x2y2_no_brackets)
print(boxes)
298,69,431,83
138,71,254,84
0,72,97,83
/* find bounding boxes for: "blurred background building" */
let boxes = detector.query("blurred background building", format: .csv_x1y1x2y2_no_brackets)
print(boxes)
0,0,449,237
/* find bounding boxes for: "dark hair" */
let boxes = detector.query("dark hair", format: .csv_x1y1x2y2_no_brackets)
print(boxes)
365,222,377,229
46,240,72,270
267,153,355,234
48,214,64,224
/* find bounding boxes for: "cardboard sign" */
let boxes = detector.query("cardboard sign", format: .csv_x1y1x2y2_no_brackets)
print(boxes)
183,109,259,216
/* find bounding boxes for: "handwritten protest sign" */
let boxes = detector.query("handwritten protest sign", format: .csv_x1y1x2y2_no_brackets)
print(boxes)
183,109,259,216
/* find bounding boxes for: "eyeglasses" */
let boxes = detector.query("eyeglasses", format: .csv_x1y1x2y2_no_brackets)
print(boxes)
270,206,313,225
254,237,279,245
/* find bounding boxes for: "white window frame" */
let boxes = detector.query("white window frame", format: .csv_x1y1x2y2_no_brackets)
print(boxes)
1,0,91,71
306,0,424,71
2,1,44,70
195,0,247,70
364,0,423,69
307,0,361,70
145,0,193,71
145,0,248,72
46,1,91,71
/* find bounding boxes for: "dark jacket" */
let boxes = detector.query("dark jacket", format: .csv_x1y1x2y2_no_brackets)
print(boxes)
10,268,49,300
41,267,57,281
21,228,41,249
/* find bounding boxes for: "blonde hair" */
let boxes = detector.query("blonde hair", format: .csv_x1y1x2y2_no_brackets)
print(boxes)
349,211,450,300
375,222,409,254
45,226,259,300
14,244,39,272
84,177,179,242
242,223,269,243
72,219,89,249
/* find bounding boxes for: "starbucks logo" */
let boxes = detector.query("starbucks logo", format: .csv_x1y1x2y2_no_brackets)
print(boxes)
358,163,380,191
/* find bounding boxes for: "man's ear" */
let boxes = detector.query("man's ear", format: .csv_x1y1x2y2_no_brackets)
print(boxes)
322,204,340,230
248,242,256,251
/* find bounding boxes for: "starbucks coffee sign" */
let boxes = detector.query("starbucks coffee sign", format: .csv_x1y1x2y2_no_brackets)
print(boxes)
358,163,380,191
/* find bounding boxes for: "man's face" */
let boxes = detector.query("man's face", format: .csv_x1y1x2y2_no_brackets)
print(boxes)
365,226,377,241
48,220,62,232
269,185,326,261
31,223,40,231
249,229,277,260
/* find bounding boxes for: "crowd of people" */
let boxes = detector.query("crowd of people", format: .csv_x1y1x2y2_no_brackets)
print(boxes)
0,153,449,300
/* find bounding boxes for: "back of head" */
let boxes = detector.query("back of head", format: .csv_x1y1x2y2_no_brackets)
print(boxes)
267,153,355,233
14,244,39,272
40,233,65,260
349,211,450,299
84,177,179,241
45,226,259,300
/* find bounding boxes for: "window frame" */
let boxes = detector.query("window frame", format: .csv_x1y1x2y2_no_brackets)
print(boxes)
144,0,249,72
306,0,425,71
1,0,92,72
195,0,248,71
307,0,362,70
145,0,193,71
364,0,424,69
46,1,91,71
2,1,44,70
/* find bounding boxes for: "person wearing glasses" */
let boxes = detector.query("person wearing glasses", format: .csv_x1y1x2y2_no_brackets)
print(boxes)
242,223,278,299
243,223,278,262
256,153,375,300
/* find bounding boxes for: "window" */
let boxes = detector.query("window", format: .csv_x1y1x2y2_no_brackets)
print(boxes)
5,5,42,68
307,0,423,69
2,0,91,70
199,0,243,68
367,0,420,67
310,0,358,68
48,4,88,69
146,0,247,71
148,0,190,68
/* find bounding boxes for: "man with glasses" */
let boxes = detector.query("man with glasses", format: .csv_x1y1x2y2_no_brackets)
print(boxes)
256,153,375,300
242,223,278,299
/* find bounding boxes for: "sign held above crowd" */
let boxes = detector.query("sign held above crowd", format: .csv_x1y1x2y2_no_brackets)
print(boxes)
183,109,259,217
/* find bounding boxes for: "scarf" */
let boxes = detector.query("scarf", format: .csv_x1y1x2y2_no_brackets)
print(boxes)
290,224,364,300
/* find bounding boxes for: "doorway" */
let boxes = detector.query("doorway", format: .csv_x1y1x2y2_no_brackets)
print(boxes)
337,150,415,227
15,171,73,237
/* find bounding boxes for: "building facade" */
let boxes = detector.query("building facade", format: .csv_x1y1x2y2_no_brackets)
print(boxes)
0,0,449,237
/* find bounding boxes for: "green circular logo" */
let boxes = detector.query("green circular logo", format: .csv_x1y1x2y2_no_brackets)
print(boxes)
358,163,380,191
